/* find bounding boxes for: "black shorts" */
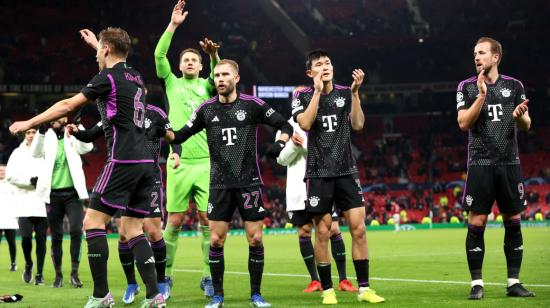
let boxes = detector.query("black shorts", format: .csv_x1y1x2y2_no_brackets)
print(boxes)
208,186,265,222
305,175,364,215
111,166,163,219
463,164,526,215
90,162,156,218
288,208,313,226
288,204,340,226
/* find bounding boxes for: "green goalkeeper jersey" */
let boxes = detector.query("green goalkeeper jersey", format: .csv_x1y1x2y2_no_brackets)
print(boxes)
154,30,215,159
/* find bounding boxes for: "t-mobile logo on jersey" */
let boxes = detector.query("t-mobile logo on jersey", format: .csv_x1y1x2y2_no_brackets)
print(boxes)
487,104,503,121
221,127,237,145
322,115,338,132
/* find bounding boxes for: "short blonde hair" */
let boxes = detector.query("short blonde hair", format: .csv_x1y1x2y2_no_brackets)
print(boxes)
215,59,239,74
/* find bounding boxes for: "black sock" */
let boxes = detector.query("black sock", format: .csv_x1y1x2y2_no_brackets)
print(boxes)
129,234,158,299
86,229,109,298
299,236,319,281
209,246,225,296
317,263,333,290
249,246,264,296
466,224,485,280
353,259,370,287
4,230,17,263
151,239,167,283
51,239,63,275
22,237,33,266
503,218,523,279
330,233,347,281
118,241,136,284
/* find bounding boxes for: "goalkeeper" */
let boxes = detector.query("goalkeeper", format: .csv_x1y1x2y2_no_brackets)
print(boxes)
154,0,220,298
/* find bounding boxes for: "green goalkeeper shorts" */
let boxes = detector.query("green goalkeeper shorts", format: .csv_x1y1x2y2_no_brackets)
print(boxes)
166,158,210,213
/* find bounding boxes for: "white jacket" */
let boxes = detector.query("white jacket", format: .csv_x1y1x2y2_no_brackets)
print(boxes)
276,118,308,211
6,141,46,217
31,127,93,203
0,179,18,229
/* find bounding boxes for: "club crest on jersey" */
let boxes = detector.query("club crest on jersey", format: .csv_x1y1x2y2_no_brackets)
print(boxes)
288,212,293,219
236,110,247,121
465,195,473,206
456,92,464,103
144,118,151,129
335,97,346,108
291,98,301,109
309,196,320,207
501,88,511,98
520,94,526,101
207,203,213,214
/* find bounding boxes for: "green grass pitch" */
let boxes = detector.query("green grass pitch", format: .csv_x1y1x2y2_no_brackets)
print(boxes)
0,226,548,307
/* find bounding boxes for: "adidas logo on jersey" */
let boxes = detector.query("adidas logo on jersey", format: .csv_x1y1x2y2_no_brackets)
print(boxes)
258,207,265,212
154,208,160,213
144,257,155,264
212,116,219,122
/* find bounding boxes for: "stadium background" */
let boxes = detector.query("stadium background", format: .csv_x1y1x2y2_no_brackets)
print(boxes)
0,1,549,306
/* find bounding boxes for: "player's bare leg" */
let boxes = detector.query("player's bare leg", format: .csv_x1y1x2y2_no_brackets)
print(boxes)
313,213,337,304
330,221,356,292
298,223,322,292
344,207,384,303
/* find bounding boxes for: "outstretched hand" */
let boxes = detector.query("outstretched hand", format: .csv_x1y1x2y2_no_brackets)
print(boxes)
199,38,220,56
171,0,188,26
351,69,365,93
79,29,99,50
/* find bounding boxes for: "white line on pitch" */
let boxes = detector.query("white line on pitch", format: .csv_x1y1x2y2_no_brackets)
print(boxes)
173,268,550,288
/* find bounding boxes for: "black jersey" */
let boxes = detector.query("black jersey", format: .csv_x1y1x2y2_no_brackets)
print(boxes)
292,85,358,178
144,104,171,162
456,74,526,166
81,62,151,163
74,105,171,164
176,93,290,189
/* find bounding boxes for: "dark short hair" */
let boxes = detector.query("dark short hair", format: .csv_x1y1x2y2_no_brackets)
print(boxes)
215,59,239,74
476,37,503,64
306,49,331,70
180,48,202,63
99,27,131,58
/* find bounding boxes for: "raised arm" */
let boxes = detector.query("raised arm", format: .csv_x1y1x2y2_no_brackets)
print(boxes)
296,73,323,131
350,69,365,131
457,70,486,131
200,38,221,82
9,94,90,135
154,0,188,79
